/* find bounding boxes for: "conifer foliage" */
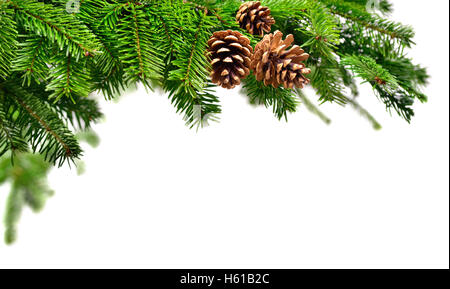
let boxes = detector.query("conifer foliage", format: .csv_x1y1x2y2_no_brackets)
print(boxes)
0,0,428,243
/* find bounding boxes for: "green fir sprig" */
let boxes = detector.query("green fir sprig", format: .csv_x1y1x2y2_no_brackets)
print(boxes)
0,0,429,244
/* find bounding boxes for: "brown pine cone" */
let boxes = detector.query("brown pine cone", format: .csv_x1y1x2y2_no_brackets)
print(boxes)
208,30,253,89
236,1,275,37
251,30,311,89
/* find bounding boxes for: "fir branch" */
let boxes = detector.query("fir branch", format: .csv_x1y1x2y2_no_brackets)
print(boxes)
0,0,432,244
77,1,124,99
2,82,82,166
9,0,101,57
116,1,165,86
320,0,414,47
243,74,298,121
167,6,221,126
11,35,50,86
0,0,430,153
20,80,103,130
0,152,53,244
342,0,392,15
341,55,415,122
132,5,144,79
0,100,29,158
337,22,428,107
167,82,221,128
346,97,382,130
310,63,347,105
299,1,340,61
381,57,428,103
296,89,331,124
46,54,92,101
0,2,17,80
199,0,260,46
3,182,23,244
263,0,309,20
341,55,399,87
52,96,103,130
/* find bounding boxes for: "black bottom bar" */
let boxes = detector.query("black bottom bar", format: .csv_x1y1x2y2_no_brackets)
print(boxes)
1,268,449,287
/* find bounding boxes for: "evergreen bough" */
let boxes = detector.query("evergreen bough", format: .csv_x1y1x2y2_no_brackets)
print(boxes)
0,0,429,244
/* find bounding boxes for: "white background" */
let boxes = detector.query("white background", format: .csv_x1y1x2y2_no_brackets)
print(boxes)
0,0,448,269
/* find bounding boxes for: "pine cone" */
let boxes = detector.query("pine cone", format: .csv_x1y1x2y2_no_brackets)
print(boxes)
208,30,253,89
251,30,311,89
236,1,275,37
